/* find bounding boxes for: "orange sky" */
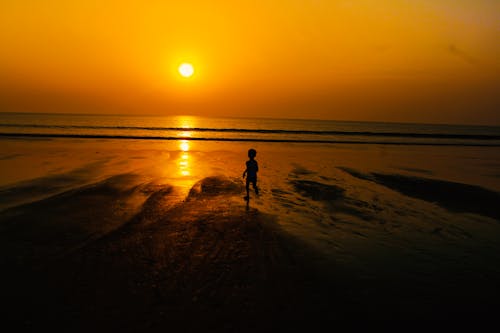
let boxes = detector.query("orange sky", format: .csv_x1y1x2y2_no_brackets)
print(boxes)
1,0,499,124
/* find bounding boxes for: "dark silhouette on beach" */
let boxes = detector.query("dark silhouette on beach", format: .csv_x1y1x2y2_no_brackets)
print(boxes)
243,148,259,201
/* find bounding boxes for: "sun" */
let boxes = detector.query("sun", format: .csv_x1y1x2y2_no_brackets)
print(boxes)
178,63,194,78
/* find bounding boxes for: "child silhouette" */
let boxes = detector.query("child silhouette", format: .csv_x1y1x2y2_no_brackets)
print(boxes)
242,148,259,201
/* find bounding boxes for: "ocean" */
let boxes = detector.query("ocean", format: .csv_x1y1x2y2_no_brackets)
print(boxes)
1,112,499,146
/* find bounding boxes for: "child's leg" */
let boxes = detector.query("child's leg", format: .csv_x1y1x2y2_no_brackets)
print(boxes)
253,180,259,195
245,179,250,199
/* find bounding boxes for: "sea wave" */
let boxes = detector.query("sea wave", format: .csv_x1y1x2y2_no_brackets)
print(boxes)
0,123,499,140
1,132,499,146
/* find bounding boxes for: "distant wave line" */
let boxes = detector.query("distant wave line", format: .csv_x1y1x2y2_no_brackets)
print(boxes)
1,132,499,147
0,123,499,140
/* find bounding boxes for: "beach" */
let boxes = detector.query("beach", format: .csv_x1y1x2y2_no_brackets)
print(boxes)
1,133,500,331
3,0,500,330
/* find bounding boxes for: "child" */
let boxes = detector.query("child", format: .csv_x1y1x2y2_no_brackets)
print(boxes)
242,148,259,200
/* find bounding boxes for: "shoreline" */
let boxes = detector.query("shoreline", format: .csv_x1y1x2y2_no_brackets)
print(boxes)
1,138,500,331
2,132,500,147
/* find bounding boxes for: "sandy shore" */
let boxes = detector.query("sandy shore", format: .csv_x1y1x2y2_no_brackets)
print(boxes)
1,138,500,331
2,175,499,332
2,175,342,332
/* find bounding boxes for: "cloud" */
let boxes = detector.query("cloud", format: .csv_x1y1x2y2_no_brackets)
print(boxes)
448,44,477,64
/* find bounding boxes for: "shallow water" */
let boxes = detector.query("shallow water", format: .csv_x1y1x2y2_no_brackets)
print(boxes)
2,112,500,145
2,137,499,253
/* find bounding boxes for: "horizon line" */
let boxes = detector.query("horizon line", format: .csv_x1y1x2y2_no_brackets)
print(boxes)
1,111,499,128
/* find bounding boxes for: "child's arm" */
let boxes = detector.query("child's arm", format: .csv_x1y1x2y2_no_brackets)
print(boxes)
242,167,247,178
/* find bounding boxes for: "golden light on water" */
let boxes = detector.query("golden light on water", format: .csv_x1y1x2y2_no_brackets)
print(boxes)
178,141,191,176
179,140,190,152
175,116,195,139
180,130,192,138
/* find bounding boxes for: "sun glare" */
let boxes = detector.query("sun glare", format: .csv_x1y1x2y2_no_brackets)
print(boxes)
179,140,190,152
178,63,194,78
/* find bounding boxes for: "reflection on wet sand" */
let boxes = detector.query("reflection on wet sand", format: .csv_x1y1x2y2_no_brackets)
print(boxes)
179,153,190,176
169,139,198,199
178,140,191,177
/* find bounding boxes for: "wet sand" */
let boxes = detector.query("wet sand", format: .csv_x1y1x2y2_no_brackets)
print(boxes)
2,175,342,332
1,138,500,331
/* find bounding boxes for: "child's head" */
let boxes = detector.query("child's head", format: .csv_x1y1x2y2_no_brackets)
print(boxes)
248,148,257,159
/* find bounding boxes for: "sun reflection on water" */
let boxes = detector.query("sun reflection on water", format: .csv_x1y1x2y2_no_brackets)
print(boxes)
180,130,192,138
178,140,191,176
180,140,190,152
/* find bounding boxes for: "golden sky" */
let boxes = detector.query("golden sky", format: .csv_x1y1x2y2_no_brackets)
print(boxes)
1,0,499,124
